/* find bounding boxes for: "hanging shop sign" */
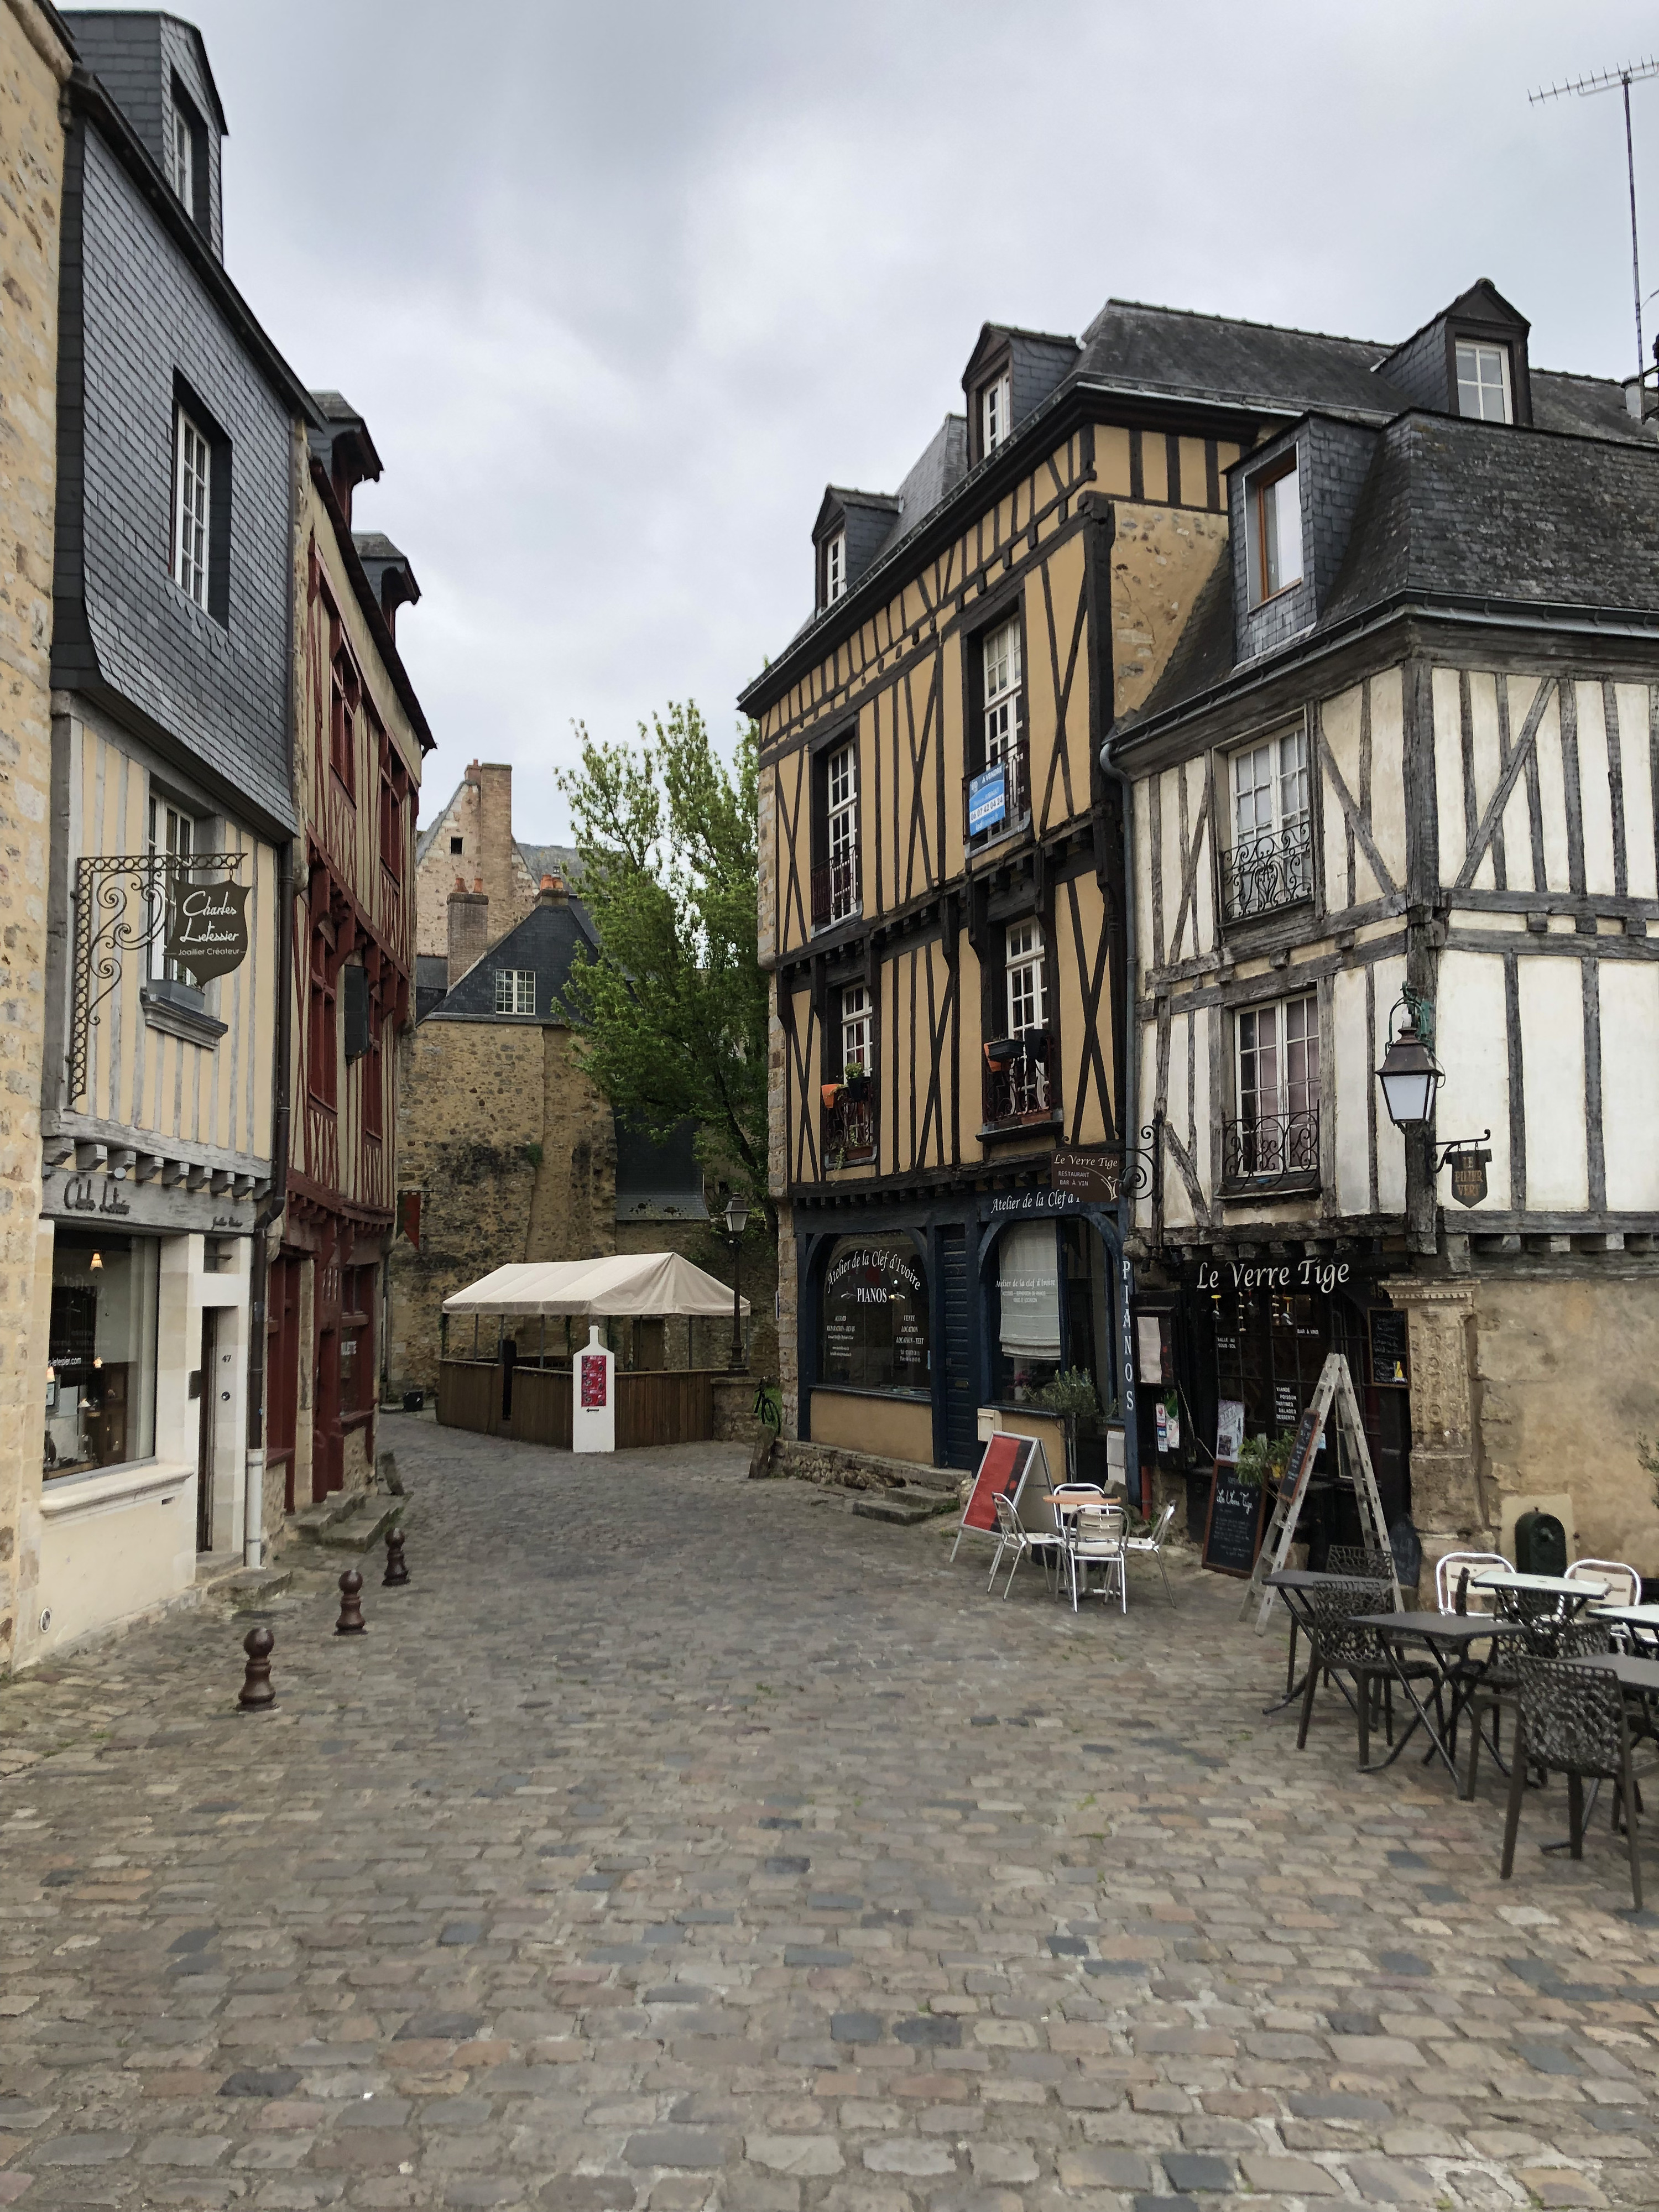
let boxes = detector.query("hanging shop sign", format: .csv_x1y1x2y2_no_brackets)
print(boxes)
164,880,251,985
1447,1146,1491,1208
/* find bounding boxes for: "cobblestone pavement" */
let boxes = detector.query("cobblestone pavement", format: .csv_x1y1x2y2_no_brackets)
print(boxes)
3,1418,1658,2212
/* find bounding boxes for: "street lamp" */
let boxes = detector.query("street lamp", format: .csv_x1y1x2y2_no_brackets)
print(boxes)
1374,1000,1443,1129
723,1190,750,1373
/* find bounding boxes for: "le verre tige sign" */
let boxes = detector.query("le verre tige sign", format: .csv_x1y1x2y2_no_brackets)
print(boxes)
164,879,251,985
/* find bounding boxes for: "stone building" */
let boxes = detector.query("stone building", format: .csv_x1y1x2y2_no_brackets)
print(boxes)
390,803,777,1397
0,0,75,1676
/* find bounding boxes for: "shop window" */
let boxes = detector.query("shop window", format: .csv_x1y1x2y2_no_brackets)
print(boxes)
44,1232,159,1478
1223,724,1311,921
820,1235,930,1391
1225,992,1318,1182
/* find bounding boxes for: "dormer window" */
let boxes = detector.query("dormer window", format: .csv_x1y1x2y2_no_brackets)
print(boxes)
823,530,846,608
1455,340,1512,423
1246,457,1302,607
981,371,1011,455
170,107,192,207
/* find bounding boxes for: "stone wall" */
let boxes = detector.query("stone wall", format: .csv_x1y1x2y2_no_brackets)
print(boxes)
415,761,556,961
0,0,71,1674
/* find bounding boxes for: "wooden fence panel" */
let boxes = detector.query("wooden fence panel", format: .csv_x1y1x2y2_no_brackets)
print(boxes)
438,1359,497,1434
616,1370,716,1448
512,1366,573,1448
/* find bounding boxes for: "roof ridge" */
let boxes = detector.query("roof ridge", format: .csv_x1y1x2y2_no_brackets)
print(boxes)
1096,296,1392,351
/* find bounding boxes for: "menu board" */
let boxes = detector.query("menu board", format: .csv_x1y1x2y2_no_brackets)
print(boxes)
1202,1473,1266,1577
1369,1307,1410,1387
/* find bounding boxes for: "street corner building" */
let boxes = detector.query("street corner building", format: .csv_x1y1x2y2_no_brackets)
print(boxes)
1111,280,1659,1583
744,279,1659,1582
267,395,429,1522
9,9,430,1668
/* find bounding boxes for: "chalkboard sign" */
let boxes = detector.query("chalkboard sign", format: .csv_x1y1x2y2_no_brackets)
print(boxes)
1281,1400,1324,1501
1369,1307,1410,1388
1202,1472,1267,1577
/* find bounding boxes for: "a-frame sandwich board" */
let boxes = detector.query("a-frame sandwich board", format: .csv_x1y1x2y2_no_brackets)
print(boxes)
1241,1351,1399,1630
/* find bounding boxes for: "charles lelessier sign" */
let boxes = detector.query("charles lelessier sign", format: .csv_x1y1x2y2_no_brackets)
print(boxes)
43,1167,255,1237
164,881,251,985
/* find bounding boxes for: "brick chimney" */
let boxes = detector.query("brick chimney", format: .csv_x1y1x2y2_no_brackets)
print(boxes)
538,872,568,909
446,873,489,987
475,762,515,920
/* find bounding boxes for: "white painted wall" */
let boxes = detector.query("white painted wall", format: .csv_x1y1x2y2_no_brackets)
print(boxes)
1517,958,1588,1211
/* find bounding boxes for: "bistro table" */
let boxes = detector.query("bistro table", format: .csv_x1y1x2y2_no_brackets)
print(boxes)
1263,1569,1390,1715
1471,1569,1608,1611
1588,1602,1659,1654
1352,1610,1528,1796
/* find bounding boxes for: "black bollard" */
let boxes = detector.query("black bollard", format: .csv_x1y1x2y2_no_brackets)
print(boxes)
238,1624,276,1711
383,1526,409,1588
335,1568,367,1635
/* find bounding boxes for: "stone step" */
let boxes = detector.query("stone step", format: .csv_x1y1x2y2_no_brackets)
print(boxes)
197,1561,294,1605
288,1496,406,1552
851,1489,959,1527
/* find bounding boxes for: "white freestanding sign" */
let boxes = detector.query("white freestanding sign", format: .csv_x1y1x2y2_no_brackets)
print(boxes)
571,1324,615,1453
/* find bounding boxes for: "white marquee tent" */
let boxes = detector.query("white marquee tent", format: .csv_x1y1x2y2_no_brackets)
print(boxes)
442,1251,749,1320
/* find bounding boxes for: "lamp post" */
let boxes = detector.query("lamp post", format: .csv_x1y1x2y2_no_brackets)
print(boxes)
1374,995,1493,1227
723,1190,750,1373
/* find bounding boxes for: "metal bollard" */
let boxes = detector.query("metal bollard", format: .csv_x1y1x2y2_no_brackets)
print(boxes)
335,1568,367,1635
238,1624,276,1710
383,1526,409,1587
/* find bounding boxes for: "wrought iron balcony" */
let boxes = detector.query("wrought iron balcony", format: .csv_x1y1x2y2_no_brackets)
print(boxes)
811,846,860,930
966,737,1030,844
982,1031,1056,1128
1222,1108,1320,1185
822,1087,877,1164
1221,821,1313,922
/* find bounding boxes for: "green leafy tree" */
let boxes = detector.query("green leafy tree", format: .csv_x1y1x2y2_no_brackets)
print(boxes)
557,702,771,1227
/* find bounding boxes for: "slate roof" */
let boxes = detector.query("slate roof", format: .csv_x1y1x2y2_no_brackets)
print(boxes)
1122,413,1659,737
425,894,598,1023
518,841,584,886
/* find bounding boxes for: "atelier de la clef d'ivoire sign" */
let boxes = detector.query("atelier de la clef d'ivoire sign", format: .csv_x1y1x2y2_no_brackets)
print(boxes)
164,880,251,985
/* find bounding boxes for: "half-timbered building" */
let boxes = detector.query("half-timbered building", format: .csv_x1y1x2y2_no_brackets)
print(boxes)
1113,281,1659,1574
267,397,429,1518
744,310,1285,1484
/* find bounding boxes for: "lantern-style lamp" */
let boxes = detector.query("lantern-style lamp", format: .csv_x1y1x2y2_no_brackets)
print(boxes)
723,1192,750,1238
1375,1013,1443,1130
722,1190,750,1372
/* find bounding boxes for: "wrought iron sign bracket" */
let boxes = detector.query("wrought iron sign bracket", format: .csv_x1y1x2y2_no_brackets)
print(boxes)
67,852,246,1106
1434,1130,1493,1172
1436,1130,1494,1210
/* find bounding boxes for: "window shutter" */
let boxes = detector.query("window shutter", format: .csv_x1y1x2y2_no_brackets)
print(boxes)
342,963,369,1062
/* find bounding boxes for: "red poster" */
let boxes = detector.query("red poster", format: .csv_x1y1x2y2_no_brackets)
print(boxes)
960,1433,1031,1531
397,1190,421,1249
580,1352,607,1409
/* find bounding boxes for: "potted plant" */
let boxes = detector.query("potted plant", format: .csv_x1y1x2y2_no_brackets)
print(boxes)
1019,1028,1048,1063
842,1062,871,1102
984,1037,1020,1067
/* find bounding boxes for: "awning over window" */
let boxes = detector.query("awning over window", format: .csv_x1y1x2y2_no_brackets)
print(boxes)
998,1223,1061,1357
442,1251,749,1319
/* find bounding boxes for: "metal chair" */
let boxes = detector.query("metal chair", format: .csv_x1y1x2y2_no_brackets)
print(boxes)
987,1491,1063,1599
1066,1502,1126,1613
1123,1499,1178,1606
1295,1577,1433,1765
1568,1557,1642,1609
1464,1622,1613,1798
1434,1549,1510,1613
1500,1655,1645,1911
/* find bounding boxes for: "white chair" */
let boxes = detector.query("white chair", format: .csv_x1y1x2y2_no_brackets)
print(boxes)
1124,1499,1178,1606
1568,1557,1642,1609
987,1491,1064,1599
1067,1503,1127,1613
1434,1549,1510,1613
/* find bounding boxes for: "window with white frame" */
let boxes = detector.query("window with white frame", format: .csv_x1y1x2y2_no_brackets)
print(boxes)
981,370,1011,455
146,795,196,987
170,107,193,208
826,738,857,907
823,530,846,607
1005,920,1046,1034
841,982,871,1074
1225,723,1312,917
1455,341,1512,422
172,406,210,608
494,968,535,1015
1247,457,1301,604
1236,992,1319,1145
983,615,1021,766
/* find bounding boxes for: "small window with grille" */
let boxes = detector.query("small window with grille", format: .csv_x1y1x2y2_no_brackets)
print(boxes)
494,968,536,1016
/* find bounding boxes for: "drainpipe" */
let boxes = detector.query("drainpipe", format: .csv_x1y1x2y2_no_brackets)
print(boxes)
1100,740,1143,1512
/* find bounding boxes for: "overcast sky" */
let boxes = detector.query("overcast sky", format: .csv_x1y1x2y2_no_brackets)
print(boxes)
94,0,1659,839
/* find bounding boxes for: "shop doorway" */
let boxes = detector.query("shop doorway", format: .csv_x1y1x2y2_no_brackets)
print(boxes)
196,1307,218,1553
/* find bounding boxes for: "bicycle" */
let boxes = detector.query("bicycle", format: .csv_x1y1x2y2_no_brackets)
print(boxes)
753,1378,782,1434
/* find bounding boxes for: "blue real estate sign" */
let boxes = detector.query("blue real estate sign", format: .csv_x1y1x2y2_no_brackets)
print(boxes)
968,763,1007,836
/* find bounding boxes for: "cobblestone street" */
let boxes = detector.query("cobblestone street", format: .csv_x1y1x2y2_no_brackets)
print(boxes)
3,1420,1657,2212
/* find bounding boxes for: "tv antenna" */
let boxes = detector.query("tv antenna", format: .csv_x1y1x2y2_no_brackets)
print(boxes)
1532,59,1659,384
